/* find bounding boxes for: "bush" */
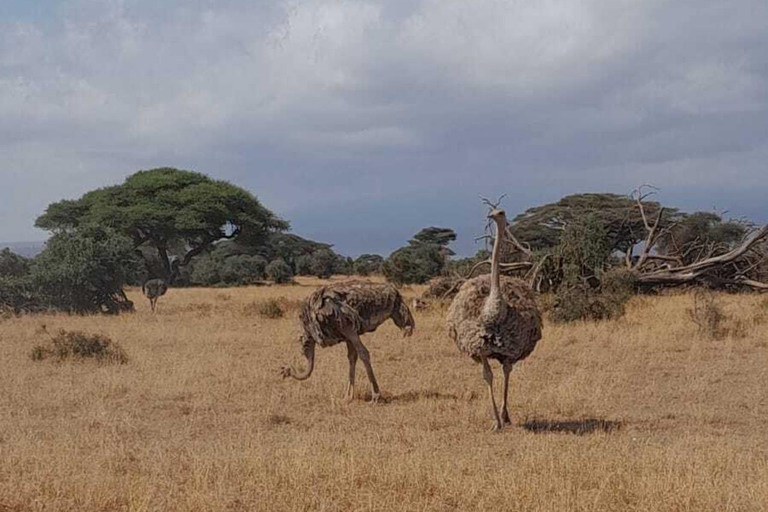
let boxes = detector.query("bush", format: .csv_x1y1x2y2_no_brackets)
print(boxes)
0,275,39,313
294,254,313,276
0,248,30,277
190,255,221,286
266,259,293,284
353,254,383,276
32,227,140,314
257,299,284,319
550,283,628,323
383,244,445,285
220,255,267,285
31,329,128,364
309,249,336,279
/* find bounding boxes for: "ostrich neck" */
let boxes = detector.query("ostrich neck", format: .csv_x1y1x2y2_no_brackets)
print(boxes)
483,217,506,320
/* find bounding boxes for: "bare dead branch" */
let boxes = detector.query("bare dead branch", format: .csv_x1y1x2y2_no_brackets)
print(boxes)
479,194,507,210
636,224,768,287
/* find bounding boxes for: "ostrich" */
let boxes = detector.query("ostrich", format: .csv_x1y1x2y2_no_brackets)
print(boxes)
142,278,168,313
447,207,543,431
281,281,415,403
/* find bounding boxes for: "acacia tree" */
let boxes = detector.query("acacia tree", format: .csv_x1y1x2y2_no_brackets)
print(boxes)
410,227,457,256
36,168,288,279
510,193,680,254
382,227,457,285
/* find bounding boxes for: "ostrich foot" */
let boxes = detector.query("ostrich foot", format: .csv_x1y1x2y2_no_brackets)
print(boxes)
369,391,381,404
344,384,355,403
501,410,512,425
490,421,503,432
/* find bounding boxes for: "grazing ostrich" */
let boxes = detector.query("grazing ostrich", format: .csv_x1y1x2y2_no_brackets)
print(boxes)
447,207,543,431
142,278,168,313
281,281,415,403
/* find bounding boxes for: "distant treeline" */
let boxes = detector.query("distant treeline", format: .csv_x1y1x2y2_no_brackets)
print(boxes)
2,167,765,318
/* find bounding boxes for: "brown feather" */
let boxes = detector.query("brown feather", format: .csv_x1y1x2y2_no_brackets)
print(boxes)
299,281,415,349
447,274,542,363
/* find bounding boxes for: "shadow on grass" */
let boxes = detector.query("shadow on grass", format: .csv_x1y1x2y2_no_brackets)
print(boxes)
371,390,462,404
522,418,622,435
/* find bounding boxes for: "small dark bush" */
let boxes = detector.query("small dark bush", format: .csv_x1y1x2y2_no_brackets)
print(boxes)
31,329,128,364
550,283,628,323
258,299,284,319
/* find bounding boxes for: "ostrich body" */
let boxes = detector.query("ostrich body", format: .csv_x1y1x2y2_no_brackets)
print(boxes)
281,281,415,403
447,209,542,430
142,278,168,313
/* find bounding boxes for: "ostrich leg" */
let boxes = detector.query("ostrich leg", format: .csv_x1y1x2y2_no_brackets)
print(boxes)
345,340,358,402
347,332,380,403
501,362,513,425
481,356,503,431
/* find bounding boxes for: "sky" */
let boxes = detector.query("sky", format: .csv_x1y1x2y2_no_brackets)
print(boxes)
1,0,766,257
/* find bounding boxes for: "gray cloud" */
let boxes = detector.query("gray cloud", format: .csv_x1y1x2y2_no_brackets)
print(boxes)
1,0,766,255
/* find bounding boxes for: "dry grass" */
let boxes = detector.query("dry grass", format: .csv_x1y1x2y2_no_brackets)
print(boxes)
1,277,767,511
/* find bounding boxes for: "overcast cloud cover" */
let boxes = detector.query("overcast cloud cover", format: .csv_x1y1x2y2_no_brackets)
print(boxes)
1,0,766,256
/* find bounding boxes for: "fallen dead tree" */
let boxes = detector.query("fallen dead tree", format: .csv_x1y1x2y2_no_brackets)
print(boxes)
626,186,768,292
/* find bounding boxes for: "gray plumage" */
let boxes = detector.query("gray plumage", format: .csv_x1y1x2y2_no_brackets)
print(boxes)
142,278,168,313
446,208,543,431
281,281,415,403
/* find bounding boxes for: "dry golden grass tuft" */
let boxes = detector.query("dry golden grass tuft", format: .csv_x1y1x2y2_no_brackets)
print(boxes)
1,277,766,511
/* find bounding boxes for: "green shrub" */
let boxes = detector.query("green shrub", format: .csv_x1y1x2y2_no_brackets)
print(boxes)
220,255,267,285
31,329,128,364
308,249,336,279
0,275,39,313
190,256,221,286
383,244,444,285
0,248,30,277
294,254,313,276
32,227,139,314
266,259,293,284
353,254,383,276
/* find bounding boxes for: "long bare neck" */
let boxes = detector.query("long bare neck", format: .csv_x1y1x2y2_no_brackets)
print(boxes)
489,217,505,297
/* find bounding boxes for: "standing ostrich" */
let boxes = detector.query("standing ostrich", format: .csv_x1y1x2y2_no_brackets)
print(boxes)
281,281,415,403
447,207,543,431
142,278,168,313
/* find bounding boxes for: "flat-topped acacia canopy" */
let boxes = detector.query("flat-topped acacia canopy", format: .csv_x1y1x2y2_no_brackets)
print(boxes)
35,167,289,278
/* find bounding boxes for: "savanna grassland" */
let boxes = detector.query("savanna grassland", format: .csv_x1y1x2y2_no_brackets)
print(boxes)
1,278,767,511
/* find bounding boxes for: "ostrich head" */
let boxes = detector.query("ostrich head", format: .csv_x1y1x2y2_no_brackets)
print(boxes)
487,208,506,223
280,334,316,381
392,298,415,338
